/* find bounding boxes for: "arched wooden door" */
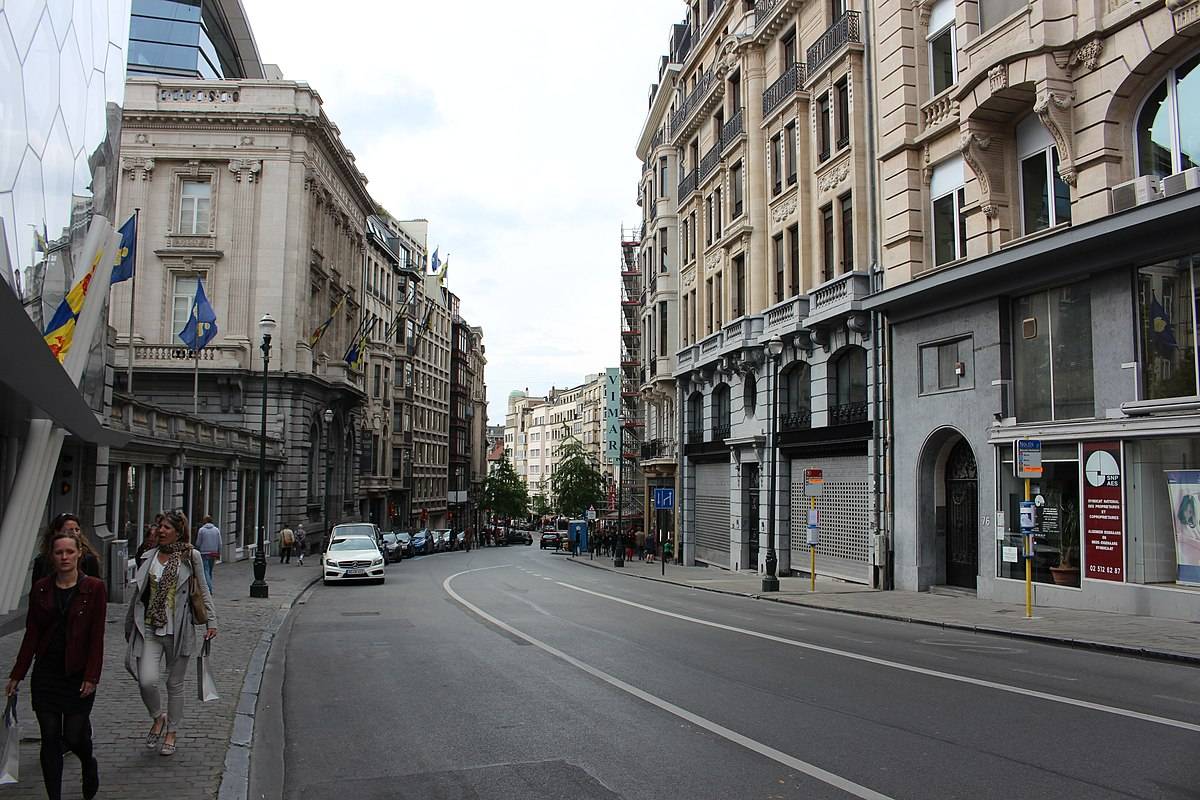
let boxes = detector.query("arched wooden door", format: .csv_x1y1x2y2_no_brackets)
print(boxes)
945,439,978,588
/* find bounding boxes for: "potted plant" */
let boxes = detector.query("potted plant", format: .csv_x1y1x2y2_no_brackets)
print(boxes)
1049,497,1080,586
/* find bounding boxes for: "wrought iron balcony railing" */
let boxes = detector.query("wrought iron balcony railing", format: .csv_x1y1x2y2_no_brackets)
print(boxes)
699,144,721,183
754,0,785,28
807,11,861,75
669,69,717,136
763,63,806,117
720,107,744,152
678,168,699,198
828,401,868,426
780,409,811,432
686,427,704,444
712,422,731,440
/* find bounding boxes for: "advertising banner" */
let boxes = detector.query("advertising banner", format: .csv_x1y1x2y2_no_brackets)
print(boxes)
1165,471,1200,585
1082,442,1124,582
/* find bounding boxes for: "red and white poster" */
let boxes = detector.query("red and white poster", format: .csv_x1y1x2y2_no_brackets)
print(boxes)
1082,441,1124,582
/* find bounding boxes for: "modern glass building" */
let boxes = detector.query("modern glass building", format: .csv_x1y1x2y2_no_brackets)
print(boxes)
127,0,263,80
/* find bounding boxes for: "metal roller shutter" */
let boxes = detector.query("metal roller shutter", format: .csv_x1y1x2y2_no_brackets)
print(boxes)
790,454,869,583
694,462,730,567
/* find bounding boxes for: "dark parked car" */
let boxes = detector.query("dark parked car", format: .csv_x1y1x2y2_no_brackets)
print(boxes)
411,529,431,555
540,531,560,550
395,531,413,558
506,527,533,546
432,528,452,552
380,532,405,563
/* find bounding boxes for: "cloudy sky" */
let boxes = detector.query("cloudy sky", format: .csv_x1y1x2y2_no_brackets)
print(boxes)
245,0,684,423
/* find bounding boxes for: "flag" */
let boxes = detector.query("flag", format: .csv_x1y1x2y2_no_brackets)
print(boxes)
33,226,49,254
308,292,347,347
382,311,403,343
343,316,374,370
43,242,108,362
1150,293,1178,354
438,254,449,286
110,215,137,284
429,247,440,274
178,278,218,352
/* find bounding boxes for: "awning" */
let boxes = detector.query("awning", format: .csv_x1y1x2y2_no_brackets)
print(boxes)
0,282,128,447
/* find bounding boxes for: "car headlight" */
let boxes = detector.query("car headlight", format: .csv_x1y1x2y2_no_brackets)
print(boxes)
372,557,384,566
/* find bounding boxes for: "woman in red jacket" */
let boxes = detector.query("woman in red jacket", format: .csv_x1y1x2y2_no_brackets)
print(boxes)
5,529,107,800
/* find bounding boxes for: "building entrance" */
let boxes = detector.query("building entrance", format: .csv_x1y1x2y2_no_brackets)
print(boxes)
945,439,978,588
744,463,760,570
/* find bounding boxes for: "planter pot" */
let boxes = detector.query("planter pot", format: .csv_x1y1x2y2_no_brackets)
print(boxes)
1049,565,1080,586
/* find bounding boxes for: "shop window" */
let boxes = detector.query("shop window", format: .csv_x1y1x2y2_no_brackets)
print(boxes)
999,443,1080,588
919,337,972,394
1136,53,1200,179
1012,283,1094,422
1137,255,1200,400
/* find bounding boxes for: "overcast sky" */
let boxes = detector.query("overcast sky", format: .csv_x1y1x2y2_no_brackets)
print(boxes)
245,0,684,423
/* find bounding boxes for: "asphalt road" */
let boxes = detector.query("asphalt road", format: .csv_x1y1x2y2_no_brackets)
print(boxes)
274,545,1200,800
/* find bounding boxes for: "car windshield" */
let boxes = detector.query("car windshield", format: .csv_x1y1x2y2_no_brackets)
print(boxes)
397,533,411,542
328,537,377,552
334,524,375,538
382,533,398,543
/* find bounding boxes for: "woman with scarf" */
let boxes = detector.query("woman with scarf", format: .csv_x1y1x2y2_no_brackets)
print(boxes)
7,529,106,799
124,510,216,756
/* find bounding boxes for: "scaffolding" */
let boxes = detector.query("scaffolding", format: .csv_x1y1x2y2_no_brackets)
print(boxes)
618,226,645,525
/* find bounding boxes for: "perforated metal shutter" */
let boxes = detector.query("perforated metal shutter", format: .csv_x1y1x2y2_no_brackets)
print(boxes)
694,463,730,566
790,454,869,583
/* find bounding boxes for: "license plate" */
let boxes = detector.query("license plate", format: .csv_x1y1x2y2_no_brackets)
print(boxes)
345,568,365,576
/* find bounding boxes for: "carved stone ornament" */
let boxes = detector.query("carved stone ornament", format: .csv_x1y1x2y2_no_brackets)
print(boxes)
922,144,932,186
1168,0,1200,32
121,157,155,181
705,251,723,274
988,63,1008,93
682,265,697,289
134,133,149,144
914,0,933,28
960,131,1000,217
228,159,262,182
771,197,798,224
1034,90,1077,186
1067,39,1103,74
818,159,850,193
240,135,256,146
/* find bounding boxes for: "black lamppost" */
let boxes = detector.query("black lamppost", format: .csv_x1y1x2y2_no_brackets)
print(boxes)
250,313,277,599
322,408,334,555
614,420,625,567
762,336,784,593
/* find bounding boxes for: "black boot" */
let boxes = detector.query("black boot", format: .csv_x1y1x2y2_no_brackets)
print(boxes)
82,756,99,799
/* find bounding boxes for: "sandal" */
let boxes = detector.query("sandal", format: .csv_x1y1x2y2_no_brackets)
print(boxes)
145,715,166,750
159,733,177,756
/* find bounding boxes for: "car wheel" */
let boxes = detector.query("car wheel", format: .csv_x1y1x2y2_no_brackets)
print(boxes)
323,578,331,586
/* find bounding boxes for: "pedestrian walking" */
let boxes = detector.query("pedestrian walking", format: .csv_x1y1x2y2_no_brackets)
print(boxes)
278,524,295,564
31,513,102,583
7,528,106,800
195,515,220,593
635,528,647,560
294,525,307,565
625,532,634,562
646,531,657,564
124,510,217,757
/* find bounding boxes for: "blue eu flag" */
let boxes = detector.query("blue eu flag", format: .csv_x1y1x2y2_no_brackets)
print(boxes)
1150,293,1178,354
111,215,137,284
179,279,218,352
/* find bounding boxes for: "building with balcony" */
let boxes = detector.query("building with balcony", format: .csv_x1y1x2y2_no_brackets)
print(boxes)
450,310,486,534
409,269,452,530
386,219,427,532
644,0,878,581
867,0,1200,619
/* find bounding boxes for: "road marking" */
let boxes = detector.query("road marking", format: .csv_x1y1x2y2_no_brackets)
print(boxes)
557,582,1200,735
1155,694,1200,707
834,635,875,645
1011,667,1078,683
444,569,893,800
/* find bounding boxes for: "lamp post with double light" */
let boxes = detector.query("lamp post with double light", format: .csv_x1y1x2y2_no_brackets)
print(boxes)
762,336,784,593
250,313,276,599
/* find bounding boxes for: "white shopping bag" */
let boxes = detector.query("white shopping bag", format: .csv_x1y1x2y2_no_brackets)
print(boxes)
197,640,219,703
0,694,20,784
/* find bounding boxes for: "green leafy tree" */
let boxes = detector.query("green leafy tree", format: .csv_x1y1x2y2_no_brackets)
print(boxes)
483,454,529,522
551,437,606,518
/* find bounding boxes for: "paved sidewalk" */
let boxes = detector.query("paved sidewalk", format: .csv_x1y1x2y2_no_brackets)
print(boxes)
566,554,1200,664
0,556,319,799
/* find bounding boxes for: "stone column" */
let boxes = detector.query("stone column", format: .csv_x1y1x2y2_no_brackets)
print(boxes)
227,159,262,343
114,157,154,345
744,47,770,312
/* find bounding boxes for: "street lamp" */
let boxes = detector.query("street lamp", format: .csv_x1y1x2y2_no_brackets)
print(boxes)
762,336,784,593
322,408,334,554
250,313,277,599
615,420,625,567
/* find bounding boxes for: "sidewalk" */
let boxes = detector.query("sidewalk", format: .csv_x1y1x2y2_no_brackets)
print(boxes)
0,556,319,800
567,554,1200,665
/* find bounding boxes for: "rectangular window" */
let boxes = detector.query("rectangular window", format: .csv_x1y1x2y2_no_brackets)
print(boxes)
835,77,850,150
705,195,713,245
929,24,956,96
1138,255,1200,400
714,188,723,237
788,224,800,297
1012,283,1095,422
659,301,668,356
714,271,723,328
659,157,668,197
681,218,690,263
728,70,741,112
178,179,211,235
932,187,967,266
771,132,783,195
821,205,835,283
171,273,200,344
773,234,785,303
705,278,714,334
980,0,1023,32
919,337,973,394
659,227,668,272
782,27,797,68
731,161,744,218
785,122,797,185
839,193,854,274
689,211,698,260
817,93,831,161
733,255,746,318
1021,147,1072,235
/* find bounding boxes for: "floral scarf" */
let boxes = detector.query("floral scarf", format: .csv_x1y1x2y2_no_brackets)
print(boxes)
145,542,191,630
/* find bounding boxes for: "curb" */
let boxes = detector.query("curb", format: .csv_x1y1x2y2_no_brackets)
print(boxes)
216,573,322,800
567,558,1200,668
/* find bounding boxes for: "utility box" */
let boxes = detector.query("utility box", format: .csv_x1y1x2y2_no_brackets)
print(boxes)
568,520,588,553
107,539,128,604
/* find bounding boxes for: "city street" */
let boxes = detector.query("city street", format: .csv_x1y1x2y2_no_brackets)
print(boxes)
272,547,1199,800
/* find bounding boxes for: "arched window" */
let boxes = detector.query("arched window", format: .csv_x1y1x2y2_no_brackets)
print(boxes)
742,375,758,418
781,363,811,431
306,421,320,502
687,391,704,441
830,346,867,425
1137,53,1200,178
712,383,731,439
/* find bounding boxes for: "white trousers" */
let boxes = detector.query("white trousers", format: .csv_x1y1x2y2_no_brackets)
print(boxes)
137,634,189,732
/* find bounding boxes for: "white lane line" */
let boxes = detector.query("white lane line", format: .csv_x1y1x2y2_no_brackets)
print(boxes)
557,582,1200,735
444,569,893,800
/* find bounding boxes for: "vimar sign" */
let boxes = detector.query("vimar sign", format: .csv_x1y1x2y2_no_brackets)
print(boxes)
1082,442,1124,582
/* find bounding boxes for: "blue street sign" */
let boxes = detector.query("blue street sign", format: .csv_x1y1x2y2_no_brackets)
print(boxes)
654,488,675,510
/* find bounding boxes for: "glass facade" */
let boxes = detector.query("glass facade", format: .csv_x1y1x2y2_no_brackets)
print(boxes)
127,0,246,80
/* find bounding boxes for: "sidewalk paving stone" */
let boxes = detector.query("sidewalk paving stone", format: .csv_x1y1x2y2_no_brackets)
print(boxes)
0,558,318,799
568,555,1200,664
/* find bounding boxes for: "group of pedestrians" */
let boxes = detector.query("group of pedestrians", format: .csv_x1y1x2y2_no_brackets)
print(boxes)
590,528,670,562
276,523,307,565
6,509,218,799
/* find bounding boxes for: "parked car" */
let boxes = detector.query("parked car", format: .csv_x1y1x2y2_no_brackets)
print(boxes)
329,522,381,550
380,532,405,563
411,529,431,555
433,528,452,552
322,534,385,585
506,527,533,546
454,530,465,549
395,531,413,558
540,531,560,550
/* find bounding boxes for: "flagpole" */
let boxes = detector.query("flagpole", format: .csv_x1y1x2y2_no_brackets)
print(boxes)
127,207,140,395
193,348,200,415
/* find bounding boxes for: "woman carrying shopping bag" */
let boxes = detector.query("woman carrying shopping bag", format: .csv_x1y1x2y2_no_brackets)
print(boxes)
125,510,216,756
6,529,107,799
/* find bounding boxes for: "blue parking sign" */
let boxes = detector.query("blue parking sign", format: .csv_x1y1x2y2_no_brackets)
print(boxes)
654,488,674,510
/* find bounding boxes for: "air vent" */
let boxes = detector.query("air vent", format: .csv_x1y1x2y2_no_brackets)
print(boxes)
1161,167,1200,197
1110,176,1162,213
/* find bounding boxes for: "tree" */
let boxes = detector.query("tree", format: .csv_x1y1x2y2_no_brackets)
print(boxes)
482,454,529,522
551,436,606,518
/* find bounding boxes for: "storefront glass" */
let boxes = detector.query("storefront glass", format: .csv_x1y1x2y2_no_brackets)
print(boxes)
998,443,1081,587
1125,437,1200,585
1136,255,1199,400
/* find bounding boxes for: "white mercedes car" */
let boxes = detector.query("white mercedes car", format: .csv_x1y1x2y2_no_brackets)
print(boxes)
322,534,386,585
